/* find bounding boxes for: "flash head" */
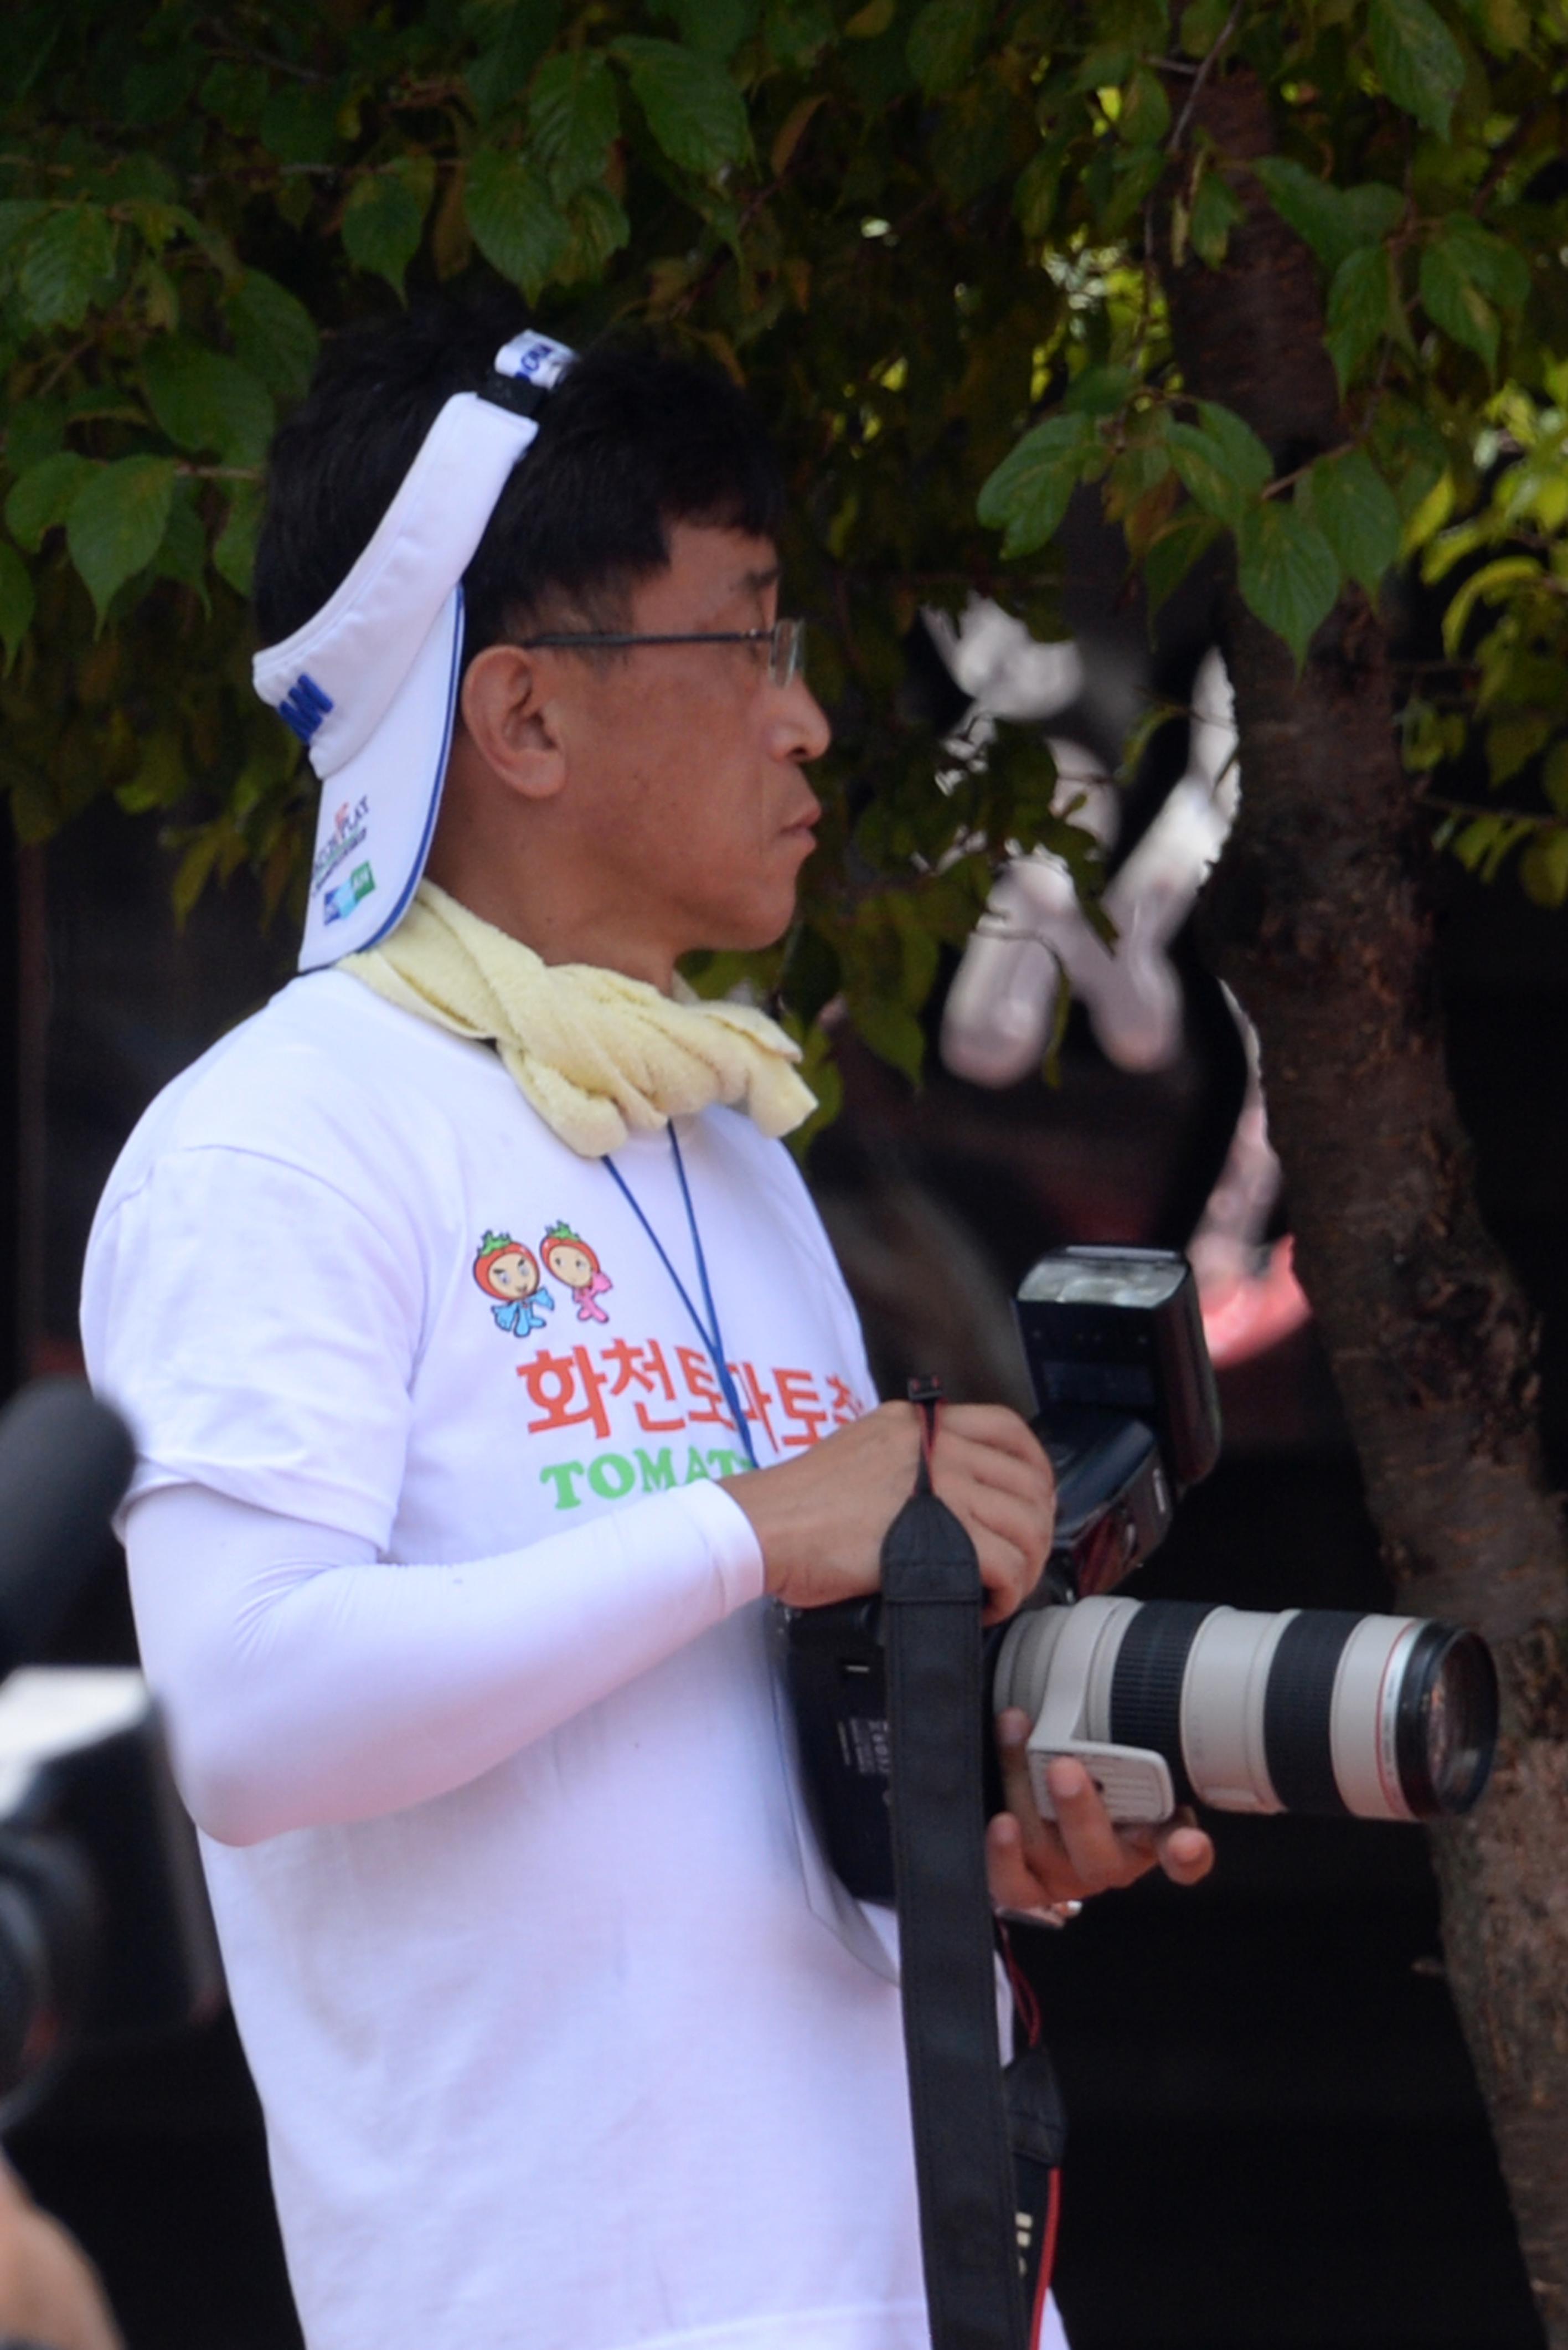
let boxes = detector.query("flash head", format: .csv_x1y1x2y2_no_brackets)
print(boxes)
1014,1244,1221,1493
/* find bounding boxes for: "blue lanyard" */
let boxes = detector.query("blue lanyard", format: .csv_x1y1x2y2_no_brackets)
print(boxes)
604,1126,759,1471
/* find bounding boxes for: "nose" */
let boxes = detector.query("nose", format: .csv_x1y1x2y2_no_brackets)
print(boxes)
769,671,832,765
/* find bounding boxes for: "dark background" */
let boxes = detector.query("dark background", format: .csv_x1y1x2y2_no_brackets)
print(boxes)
1,774,1563,2349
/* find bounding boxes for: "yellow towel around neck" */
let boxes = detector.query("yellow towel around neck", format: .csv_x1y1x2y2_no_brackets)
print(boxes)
342,880,817,1158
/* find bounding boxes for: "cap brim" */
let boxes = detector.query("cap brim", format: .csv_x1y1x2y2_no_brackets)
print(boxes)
297,588,462,973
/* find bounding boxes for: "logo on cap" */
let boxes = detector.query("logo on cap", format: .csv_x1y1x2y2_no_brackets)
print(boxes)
278,672,335,745
324,863,376,925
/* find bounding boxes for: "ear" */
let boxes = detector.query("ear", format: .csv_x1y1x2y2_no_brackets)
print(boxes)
458,643,568,803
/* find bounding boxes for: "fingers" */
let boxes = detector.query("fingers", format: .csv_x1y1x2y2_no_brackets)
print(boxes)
992,1715,1133,1901
933,1413,1055,1615
951,1496,1041,1621
1155,1811,1215,1886
986,1810,1065,1916
935,1413,1054,1527
1042,1755,1154,1893
992,1715,1217,1911
942,1404,1054,1481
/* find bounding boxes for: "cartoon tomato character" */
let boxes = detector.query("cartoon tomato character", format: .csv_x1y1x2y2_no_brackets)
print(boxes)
540,1223,613,1325
473,1231,554,1338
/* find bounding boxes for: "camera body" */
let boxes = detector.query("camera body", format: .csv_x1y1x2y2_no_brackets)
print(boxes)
0,1381,223,2119
784,1246,1498,1908
786,1246,1215,1904
0,1668,223,2115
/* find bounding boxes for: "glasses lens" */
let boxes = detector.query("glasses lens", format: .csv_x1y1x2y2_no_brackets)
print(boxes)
770,619,804,688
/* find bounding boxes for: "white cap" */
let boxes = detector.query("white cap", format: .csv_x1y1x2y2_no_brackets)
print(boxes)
252,330,577,971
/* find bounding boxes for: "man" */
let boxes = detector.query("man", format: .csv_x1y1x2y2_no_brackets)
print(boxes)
81,306,1210,2350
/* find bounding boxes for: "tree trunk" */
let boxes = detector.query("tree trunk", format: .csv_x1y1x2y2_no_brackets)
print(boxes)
1164,62,1568,2344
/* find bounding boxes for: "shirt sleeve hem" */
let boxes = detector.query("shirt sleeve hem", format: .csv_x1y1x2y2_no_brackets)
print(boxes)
668,1478,766,1613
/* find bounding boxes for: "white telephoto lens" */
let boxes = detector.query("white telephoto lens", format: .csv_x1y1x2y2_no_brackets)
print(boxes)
996,1596,1497,1822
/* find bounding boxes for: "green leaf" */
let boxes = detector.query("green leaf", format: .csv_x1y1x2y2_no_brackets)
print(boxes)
614,38,751,177
1343,182,1406,246
1189,168,1244,266
906,0,989,94
0,200,48,266
465,148,569,299
4,451,96,552
1236,501,1341,669
115,728,189,816
852,991,926,1085
1420,230,1499,369
1144,510,1224,618
1440,553,1540,654
17,204,117,329
144,338,275,466
214,480,263,597
650,0,758,59
1167,401,1271,525
1302,448,1402,592
764,0,834,69
528,50,620,198
1452,812,1532,880
1102,142,1164,234
342,162,435,300
65,455,177,625
977,413,1097,556
259,83,341,168
0,540,35,671
4,397,67,473
1014,142,1067,240
1179,0,1232,53
1118,65,1170,146
1064,364,1136,416
1544,739,1568,818
150,478,208,600
1195,401,1272,492
171,828,224,926
467,0,563,122
1074,42,1133,90
1253,157,1401,277
200,59,269,133
224,271,321,404
1519,827,1568,909
1486,710,1551,788
558,184,631,282
1325,244,1396,390
1432,214,1530,308
1369,0,1466,138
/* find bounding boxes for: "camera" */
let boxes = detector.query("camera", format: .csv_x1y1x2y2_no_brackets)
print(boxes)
785,1245,1499,1906
0,1381,222,2119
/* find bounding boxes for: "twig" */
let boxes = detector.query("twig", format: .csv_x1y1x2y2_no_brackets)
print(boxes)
33,332,99,399
1415,791,1559,829
1168,0,1245,157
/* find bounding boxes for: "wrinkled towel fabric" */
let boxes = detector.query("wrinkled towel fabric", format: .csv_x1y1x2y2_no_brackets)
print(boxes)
343,880,816,1159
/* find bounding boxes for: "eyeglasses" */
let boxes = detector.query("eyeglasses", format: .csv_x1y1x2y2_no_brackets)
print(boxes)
514,615,806,689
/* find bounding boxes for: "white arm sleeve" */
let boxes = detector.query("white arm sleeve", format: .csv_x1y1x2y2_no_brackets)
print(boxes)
126,1480,764,1848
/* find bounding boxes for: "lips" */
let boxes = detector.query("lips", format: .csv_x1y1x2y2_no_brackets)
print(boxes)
782,795,822,838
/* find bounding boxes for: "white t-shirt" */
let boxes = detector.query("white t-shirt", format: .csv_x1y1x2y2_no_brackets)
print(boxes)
82,972,950,2350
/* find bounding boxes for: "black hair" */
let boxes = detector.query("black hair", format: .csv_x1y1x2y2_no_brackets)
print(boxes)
251,295,787,660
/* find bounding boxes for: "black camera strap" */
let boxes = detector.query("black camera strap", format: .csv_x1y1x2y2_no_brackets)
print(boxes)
881,1380,1028,2350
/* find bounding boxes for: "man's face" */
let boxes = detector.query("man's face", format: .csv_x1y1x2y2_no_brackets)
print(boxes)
544,524,829,964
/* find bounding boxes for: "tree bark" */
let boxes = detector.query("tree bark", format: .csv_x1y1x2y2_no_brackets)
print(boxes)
1164,63,1568,2345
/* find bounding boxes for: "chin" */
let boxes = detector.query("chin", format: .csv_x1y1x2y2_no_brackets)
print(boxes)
697,891,802,957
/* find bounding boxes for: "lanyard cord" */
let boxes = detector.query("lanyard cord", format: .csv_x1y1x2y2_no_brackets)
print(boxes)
604,1126,759,1471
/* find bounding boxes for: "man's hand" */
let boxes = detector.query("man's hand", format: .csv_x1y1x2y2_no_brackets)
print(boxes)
0,2162,122,2350
986,1708,1214,1916
720,1400,1054,1624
